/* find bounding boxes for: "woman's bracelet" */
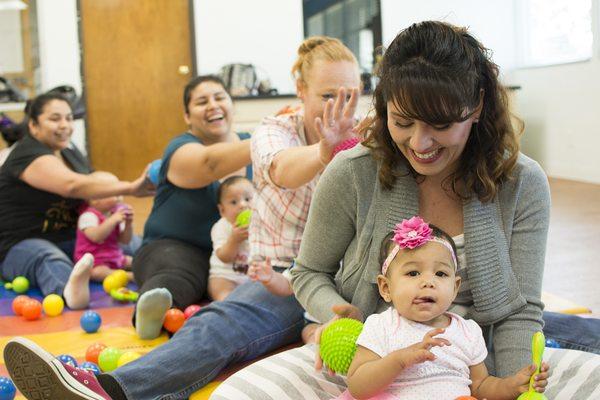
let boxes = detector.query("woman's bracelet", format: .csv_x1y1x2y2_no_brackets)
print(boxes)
332,137,361,158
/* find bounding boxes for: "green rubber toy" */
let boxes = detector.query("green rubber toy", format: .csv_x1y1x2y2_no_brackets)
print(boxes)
110,287,139,302
235,209,252,228
320,318,364,375
517,331,548,400
4,276,30,293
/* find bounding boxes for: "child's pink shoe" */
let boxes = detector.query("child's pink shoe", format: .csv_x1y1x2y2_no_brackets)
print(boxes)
3,337,112,399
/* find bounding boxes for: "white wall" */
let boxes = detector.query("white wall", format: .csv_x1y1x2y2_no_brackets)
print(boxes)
193,0,303,95
36,0,86,153
0,10,25,73
36,0,81,93
507,0,600,184
380,0,517,71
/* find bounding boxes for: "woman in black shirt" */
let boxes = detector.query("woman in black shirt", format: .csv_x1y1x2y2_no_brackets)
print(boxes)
0,93,153,309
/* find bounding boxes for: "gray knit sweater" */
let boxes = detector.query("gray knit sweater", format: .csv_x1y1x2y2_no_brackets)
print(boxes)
291,145,550,377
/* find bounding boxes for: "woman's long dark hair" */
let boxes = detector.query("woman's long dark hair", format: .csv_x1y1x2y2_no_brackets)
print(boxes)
362,21,521,203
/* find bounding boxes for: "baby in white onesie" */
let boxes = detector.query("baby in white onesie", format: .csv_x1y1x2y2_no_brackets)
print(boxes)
340,216,549,400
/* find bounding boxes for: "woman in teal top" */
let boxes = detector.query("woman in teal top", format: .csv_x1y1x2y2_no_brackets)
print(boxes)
132,75,251,339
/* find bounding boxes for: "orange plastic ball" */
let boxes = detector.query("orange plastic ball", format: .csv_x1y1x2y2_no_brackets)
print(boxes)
85,342,107,365
21,299,42,320
12,295,30,316
163,308,185,333
455,397,478,400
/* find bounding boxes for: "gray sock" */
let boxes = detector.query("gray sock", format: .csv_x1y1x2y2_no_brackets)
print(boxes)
135,288,172,340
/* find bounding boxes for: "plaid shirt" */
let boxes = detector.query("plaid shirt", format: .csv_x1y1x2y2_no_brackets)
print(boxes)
250,109,319,267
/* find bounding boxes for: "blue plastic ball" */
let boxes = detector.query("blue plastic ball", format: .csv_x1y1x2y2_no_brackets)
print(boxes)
80,310,102,333
147,159,162,186
0,376,16,400
79,361,101,376
57,354,78,368
545,338,561,348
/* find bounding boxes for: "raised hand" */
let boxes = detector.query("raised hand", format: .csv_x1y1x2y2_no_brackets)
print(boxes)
315,87,360,165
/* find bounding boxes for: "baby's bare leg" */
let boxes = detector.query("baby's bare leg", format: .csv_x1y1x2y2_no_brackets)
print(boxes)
208,277,238,301
90,265,115,282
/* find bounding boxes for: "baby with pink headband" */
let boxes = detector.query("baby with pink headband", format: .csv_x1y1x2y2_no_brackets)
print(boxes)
339,216,549,400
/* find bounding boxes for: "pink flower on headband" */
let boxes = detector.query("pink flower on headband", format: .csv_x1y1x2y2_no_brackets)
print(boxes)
393,216,433,249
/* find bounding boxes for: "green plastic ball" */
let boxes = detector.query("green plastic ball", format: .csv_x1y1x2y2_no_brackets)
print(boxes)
320,318,364,375
235,209,252,228
11,276,30,293
98,347,123,372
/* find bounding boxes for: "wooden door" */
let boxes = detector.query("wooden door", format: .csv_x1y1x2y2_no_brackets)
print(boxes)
80,0,193,180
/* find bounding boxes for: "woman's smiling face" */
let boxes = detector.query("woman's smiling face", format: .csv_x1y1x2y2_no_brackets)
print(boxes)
386,100,479,179
28,99,74,151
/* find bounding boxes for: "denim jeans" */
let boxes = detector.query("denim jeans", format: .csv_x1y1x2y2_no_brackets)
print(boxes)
543,311,600,354
0,235,142,296
111,280,305,400
0,238,74,296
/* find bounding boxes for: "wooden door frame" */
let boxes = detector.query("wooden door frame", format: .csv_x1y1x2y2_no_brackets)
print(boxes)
75,0,198,160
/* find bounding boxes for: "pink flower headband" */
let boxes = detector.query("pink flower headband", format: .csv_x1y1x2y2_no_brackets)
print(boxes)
381,216,458,276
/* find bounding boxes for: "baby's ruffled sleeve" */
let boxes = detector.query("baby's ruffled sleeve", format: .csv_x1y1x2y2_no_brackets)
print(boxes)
355,313,387,358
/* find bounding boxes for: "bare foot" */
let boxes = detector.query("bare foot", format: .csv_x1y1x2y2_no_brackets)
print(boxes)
63,253,94,309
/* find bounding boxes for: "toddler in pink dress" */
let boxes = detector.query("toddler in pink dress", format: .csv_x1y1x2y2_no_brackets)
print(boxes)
74,173,134,282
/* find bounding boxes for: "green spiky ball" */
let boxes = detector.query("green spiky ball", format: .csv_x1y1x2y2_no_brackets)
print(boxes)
320,318,364,375
235,209,252,228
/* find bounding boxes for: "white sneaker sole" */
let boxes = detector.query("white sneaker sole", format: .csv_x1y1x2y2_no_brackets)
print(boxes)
3,337,107,400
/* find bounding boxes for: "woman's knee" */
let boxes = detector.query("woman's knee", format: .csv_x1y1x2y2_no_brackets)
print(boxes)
5,239,71,266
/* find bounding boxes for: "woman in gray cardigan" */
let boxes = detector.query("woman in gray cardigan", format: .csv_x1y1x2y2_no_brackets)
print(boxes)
210,21,600,399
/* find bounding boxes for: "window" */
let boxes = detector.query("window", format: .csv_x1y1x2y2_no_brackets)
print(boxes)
518,0,593,67
303,0,382,74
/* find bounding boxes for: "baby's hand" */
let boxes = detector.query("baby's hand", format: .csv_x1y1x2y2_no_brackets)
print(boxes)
230,226,249,243
247,257,273,283
110,208,128,224
508,362,550,395
117,204,134,223
394,328,451,369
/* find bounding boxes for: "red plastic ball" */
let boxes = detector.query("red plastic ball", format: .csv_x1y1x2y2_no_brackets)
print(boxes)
163,308,185,333
12,295,30,316
85,342,107,365
183,304,201,319
21,299,42,320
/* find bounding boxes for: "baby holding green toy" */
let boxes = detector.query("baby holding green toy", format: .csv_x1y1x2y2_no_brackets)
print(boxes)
340,217,549,400
208,176,254,301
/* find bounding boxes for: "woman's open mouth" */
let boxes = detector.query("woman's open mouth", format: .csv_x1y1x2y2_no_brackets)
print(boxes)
410,148,443,164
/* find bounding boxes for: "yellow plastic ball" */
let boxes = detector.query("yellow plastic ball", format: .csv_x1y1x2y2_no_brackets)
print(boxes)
117,351,141,367
103,275,118,293
112,270,129,287
42,294,64,317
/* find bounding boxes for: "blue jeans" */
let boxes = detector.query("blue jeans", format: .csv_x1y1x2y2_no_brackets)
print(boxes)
0,238,74,296
543,311,600,354
111,280,305,400
0,235,142,296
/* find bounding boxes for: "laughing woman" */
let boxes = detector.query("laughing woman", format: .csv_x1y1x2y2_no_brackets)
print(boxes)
0,92,153,310
130,75,253,340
